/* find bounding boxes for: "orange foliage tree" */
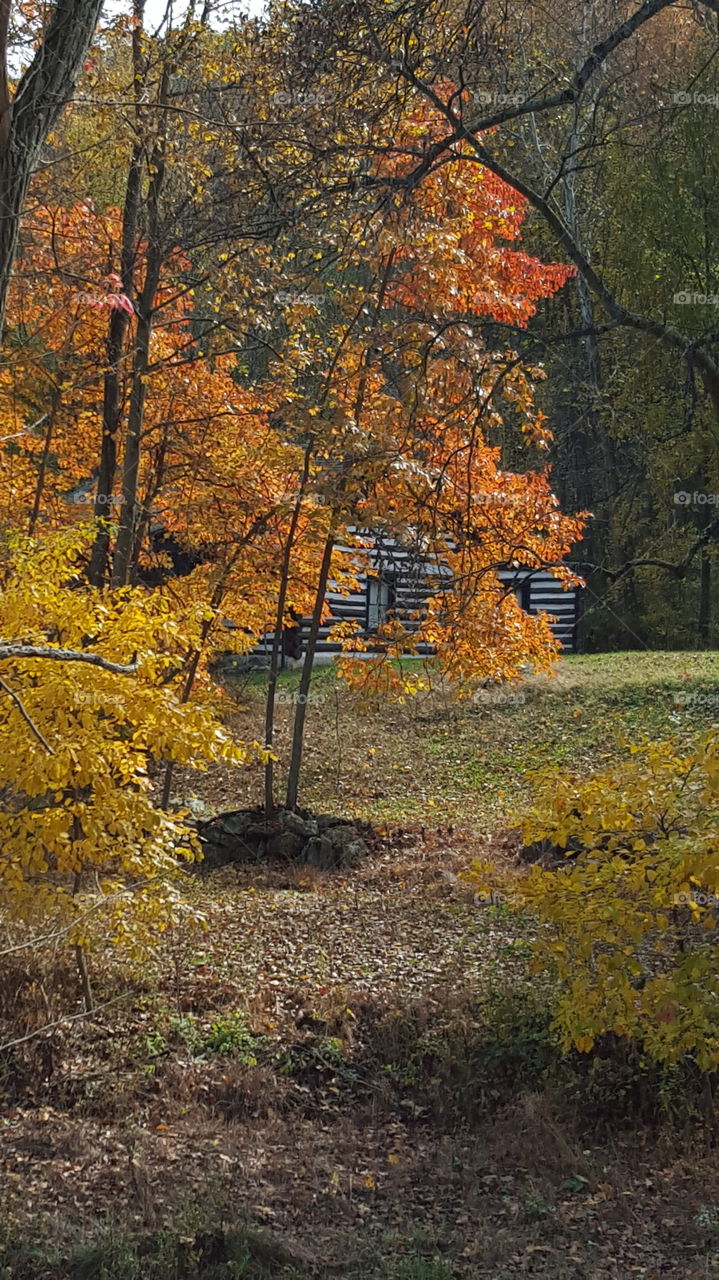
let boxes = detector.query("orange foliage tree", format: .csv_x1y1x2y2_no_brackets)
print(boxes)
260,94,586,805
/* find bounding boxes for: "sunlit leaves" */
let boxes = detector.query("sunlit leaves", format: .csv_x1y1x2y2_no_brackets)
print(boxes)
469,733,719,1070
0,530,248,961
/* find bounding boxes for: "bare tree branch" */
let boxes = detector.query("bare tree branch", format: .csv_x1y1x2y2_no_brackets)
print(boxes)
391,0,677,135
0,676,54,752
0,645,138,674
0,990,134,1053
0,0,11,148
369,49,719,418
591,517,719,585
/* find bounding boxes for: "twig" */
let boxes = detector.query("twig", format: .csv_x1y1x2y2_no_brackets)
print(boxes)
0,868,191,958
0,990,135,1053
0,676,54,753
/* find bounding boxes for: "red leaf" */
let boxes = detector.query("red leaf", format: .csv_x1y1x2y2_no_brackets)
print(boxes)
106,292,134,315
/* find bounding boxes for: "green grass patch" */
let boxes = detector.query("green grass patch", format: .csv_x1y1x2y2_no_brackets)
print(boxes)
0,1226,314,1280
0,1224,464,1280
223,650,719,827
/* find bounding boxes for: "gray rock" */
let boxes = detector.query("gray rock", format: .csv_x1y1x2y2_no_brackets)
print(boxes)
316,814,355,832
342,840,367,866
326,826,367,865
217,811,255,837
245,821,280,841
199,839,241,869
266,830,306,860
284,811,319,838
327,824,364,849
199,845,220,869
304,836,336,869
196,807,369,871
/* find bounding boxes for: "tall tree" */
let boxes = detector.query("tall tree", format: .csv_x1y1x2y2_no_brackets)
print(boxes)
0,0,103,337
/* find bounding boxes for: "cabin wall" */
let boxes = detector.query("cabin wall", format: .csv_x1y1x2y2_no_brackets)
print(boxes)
250,535,580,662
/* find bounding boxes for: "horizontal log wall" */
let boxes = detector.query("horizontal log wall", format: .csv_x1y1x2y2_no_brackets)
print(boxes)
250,533,580,658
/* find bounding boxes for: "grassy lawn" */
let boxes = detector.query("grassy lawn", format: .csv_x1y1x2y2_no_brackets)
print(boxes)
191,650,719,827
3,652,719,1278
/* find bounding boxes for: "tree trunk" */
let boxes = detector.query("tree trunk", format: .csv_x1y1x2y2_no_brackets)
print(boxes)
698,549,712,649
161,517,270,808
88,145,143,586
280,262,392,813
110,42,168,588
28,314,82,534
74,944,93,1014
285,531,335,813
160,572,229,810
264,444,312,816
0,0,104,342
557,8,616,525
28,391,60,535
71,858,93,1012
110,290,158,586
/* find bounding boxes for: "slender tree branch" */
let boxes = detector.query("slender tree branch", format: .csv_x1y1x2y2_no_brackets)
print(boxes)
0,991,134,1054
0,676,55,752
0,645,138,674
581,517,719,585
0,0,11,148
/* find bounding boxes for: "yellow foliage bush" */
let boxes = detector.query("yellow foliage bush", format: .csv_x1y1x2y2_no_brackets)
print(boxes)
0,528,247,967
469,734,719,1069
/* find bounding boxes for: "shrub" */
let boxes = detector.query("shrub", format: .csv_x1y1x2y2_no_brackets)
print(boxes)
469,734,719,1069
